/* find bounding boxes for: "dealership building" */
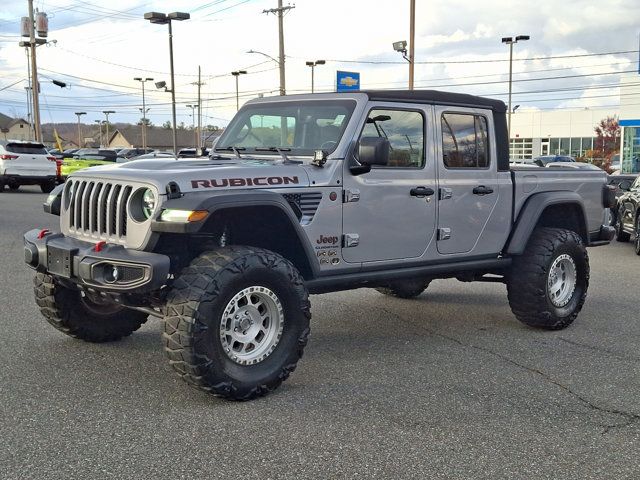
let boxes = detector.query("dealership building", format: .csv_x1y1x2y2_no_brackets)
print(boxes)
509,107,614,161
509,72,640,173
619,73,640,173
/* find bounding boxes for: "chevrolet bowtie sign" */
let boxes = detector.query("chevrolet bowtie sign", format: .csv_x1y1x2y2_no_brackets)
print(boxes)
336,70,360,92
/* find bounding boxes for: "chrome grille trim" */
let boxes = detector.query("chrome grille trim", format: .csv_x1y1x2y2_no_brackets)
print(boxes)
64,179,136,245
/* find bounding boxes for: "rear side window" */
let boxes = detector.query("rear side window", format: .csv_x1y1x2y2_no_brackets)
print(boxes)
441,113,489,168
6,143,48,155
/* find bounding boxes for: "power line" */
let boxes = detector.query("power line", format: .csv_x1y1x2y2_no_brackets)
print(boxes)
309,49,640,65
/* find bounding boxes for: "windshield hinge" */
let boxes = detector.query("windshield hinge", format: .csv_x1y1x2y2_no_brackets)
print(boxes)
311,149,327,168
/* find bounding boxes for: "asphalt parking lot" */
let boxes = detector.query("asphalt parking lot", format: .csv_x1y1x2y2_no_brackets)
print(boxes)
1,186,639,479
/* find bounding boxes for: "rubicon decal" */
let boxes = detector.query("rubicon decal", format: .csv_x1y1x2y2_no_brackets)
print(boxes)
191,176,300,188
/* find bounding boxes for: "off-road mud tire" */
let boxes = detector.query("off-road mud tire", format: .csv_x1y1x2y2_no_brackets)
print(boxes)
507,227,589,330
162,246,311,401
34,272,147,342
375,279,431,299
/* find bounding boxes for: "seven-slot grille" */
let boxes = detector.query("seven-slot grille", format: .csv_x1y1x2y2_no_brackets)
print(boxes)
66,179,133,242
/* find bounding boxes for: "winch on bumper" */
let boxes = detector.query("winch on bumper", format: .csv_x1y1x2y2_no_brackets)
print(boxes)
24,229,170,292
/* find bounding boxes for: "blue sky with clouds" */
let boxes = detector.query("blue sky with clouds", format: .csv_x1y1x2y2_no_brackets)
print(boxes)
0,0,638,126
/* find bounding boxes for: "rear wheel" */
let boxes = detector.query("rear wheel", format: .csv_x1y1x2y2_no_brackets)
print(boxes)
375,279,431,299
34,273,147,342
40,181,56,193
634,216,640,255
507,228,589,330
163,246,311,401
8,184,19,191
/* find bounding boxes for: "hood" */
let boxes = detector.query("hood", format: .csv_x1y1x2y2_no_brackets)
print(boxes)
70,157,311,194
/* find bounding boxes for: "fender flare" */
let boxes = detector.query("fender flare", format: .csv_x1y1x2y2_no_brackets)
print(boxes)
505,191,588,255
150,190,320,277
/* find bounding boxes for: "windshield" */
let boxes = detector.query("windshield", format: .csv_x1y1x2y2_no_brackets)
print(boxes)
215,100,356,156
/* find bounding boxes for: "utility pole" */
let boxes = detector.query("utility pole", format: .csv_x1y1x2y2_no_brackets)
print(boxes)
263,1,294,96
103,110,115,147
408,0,416,90
27,0,41,142
74,112,86,148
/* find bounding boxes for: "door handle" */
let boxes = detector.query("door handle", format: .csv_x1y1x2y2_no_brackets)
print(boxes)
410,186,435,198
472,185,494,195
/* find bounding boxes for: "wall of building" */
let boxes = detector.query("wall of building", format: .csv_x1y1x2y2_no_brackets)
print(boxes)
509,107,616,160
2,121,31,141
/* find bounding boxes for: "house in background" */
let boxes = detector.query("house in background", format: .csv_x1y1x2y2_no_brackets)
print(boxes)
0,113,31,141
107,125,222,151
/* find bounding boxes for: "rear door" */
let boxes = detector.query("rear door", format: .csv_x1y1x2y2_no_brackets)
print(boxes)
435,108,499,255
4,142,55,176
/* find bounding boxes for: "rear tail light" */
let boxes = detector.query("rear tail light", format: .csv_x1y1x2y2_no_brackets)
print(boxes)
0,154,19,160
47,156,57,162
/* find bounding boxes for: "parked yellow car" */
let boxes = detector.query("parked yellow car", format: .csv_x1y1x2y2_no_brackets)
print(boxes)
60,149,119,178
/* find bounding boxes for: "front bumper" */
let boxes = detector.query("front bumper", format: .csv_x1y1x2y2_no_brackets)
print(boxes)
24,229,170,292
588,224,615,247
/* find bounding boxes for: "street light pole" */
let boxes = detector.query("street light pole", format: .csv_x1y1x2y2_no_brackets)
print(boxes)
102,110,115,147
231,71,247,111
186,104,198,147
74,112,86,147
94,120,103,147
305,60,325,93
134,77,153,149
144,11,190,155
502,35,530,142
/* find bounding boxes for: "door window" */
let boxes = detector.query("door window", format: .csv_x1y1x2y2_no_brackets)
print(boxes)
361,109,424,168
441,113,489,168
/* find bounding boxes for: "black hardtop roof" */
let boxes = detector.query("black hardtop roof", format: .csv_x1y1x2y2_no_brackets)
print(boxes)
360,90,506,113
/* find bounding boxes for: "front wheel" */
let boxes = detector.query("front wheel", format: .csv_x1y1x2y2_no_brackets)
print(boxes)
162,246,311,401
507,228,589,330
34,273,148,342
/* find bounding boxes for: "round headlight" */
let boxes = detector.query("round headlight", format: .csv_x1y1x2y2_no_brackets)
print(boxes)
142,188,156,218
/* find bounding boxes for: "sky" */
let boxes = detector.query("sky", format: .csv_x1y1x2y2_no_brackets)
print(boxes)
0,0,639,127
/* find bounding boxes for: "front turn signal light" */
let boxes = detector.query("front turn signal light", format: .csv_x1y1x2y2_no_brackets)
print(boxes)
160,209,208,223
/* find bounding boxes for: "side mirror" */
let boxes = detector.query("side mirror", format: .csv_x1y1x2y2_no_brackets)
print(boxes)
619,180,632,191
358,137,390,167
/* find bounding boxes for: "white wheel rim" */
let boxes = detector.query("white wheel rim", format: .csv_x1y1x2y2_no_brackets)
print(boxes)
547,254,577,308
220,286,284,365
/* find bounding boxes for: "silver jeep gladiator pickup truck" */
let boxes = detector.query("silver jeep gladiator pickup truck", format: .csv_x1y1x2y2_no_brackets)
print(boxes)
25,90,615,400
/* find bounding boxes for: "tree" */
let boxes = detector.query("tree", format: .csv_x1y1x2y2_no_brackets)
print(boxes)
162,121,171,129
594,115,620,158
138,118,153,127
178,121,186,130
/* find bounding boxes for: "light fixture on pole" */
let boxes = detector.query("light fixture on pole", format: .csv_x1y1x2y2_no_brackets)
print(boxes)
231,70,247,111
102,110,115,147
74,111,86,148
247,49,283,95
501,35,530,142
305,60,325,93
186,104,199,147
144,11,190,155
134,77,153,149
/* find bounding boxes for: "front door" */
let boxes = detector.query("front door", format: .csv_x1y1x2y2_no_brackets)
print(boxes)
541,140,550,156
435,108,499,255
342,104,437,264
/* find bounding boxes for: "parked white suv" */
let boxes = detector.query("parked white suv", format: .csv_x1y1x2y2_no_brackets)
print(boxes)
0,140,58,192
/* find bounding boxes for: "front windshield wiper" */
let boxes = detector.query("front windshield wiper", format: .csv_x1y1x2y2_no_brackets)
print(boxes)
254,147,302,164
215,146,246,158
